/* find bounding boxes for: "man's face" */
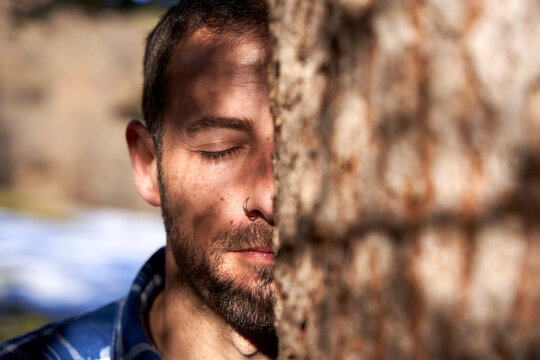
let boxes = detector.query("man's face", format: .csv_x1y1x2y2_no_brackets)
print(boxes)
158,31,275,331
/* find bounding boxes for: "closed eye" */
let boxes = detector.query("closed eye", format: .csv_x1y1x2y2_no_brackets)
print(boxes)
200,146,243,161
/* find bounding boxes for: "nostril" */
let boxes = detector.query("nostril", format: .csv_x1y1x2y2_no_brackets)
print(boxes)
243,197,259,219
243,196,274,225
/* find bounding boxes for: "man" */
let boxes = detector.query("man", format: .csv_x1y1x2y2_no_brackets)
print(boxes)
0,1,277,359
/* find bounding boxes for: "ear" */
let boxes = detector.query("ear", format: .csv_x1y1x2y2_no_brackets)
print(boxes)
126,120,161,207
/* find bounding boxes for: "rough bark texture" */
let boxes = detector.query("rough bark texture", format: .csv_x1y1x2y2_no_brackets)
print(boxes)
268,1,540,359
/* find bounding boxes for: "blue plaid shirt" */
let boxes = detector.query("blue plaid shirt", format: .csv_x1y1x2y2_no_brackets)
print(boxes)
0,248,166,360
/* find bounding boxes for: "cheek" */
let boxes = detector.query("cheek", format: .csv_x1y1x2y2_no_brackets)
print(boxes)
162,156,244,232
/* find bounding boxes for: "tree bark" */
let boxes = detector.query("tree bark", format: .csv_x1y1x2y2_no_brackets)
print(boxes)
268,0,540,358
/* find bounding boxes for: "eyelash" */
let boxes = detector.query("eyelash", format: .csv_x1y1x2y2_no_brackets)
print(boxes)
200,146,243,161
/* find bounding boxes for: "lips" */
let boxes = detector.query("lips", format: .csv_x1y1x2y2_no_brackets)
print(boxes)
228,246,275,264
215,222,274,262
241,246,273,253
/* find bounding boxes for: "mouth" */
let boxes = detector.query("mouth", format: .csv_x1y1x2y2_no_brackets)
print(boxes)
228,246,275,265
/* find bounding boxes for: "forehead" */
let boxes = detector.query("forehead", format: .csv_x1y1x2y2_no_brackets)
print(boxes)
172,29,269,67
165,30,270,128
168,30,270,89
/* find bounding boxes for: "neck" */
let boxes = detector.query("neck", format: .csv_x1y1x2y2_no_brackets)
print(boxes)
147,252,277,360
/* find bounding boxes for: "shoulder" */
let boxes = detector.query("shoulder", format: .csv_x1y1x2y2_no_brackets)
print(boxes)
0,300,122,360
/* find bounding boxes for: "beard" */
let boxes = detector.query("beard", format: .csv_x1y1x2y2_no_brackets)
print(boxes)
159,185,276,333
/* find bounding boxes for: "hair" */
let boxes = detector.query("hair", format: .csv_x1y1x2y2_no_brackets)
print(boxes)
142,0,269,154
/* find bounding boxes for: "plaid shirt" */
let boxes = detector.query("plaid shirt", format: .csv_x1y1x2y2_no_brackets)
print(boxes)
0,248,165,360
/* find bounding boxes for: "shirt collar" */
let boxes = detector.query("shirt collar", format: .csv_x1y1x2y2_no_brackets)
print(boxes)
112,247,165,360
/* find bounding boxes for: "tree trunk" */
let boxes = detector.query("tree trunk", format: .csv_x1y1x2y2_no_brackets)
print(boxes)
268,0,540,358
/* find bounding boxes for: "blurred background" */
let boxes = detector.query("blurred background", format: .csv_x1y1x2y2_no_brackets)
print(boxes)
0,0,173,340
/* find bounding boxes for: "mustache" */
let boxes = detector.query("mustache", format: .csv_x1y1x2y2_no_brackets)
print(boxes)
212,221,273,252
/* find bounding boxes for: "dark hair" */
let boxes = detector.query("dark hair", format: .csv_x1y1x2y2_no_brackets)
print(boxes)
142,0,269,154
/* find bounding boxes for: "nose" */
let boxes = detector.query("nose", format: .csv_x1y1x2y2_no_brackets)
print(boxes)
244,151,274,226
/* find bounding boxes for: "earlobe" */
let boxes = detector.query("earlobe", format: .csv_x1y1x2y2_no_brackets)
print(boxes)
126,120,161,207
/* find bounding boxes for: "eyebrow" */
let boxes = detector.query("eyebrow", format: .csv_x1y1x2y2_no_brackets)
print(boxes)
185,116,254,135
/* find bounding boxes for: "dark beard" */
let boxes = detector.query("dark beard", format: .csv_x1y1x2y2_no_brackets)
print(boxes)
160,189,276,333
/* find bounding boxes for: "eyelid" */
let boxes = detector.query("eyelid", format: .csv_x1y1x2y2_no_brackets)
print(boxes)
200,146,244,161
184,128,249,151
193,141,240,152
